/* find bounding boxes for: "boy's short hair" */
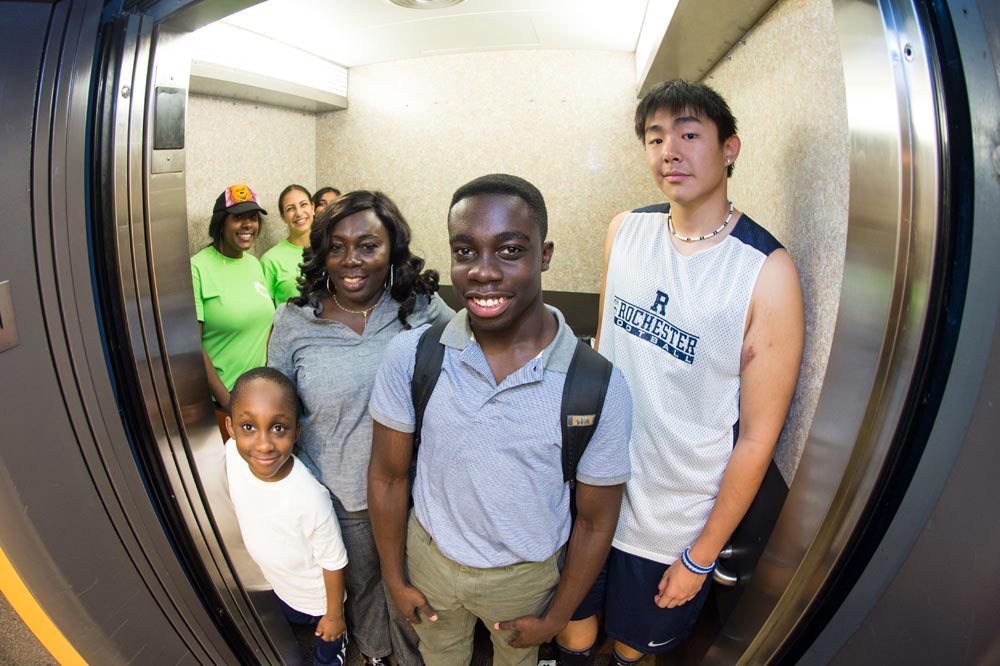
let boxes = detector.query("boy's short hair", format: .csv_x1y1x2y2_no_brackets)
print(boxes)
450,174,548,240
229,367,299,418
635,80,738,176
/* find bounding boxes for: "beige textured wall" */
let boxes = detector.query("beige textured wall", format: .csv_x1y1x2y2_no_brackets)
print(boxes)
185,95,317,258
314,50,663,292
708,0,849,479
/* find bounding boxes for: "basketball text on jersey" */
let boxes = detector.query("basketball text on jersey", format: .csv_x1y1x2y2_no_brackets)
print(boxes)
612,290,699,364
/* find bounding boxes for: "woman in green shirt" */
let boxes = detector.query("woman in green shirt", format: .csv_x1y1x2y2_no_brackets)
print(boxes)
261,184,315,305
191,184,275,436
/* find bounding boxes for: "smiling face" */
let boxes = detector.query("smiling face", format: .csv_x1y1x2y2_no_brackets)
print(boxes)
324,209,391,310
448,193,553,335
218,211,260,258
280,188,314,244
226,379,300,482
644,107,739,210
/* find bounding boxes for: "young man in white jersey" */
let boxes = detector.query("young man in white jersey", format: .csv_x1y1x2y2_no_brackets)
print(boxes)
551,81,805,665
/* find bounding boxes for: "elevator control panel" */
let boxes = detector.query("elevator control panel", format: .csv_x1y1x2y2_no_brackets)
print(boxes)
154,86,185,151
151,83,186,174
0,281,18,353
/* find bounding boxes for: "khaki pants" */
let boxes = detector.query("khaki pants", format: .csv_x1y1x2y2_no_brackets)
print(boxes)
405,512,561,666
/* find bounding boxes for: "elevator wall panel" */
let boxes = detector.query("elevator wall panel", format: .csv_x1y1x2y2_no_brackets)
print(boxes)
184,94,317,259
0,7,66,663
315,49,664,294
831,321,1000,666
708,0,850,483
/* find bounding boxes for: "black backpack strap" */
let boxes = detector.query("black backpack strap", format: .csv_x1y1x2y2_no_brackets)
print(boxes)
560,340,614,483
411,321,449,450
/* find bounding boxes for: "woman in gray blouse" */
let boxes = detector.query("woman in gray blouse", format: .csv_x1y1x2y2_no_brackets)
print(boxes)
268,191,453,666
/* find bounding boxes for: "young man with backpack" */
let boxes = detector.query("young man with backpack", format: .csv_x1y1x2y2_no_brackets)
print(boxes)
367,174,633,666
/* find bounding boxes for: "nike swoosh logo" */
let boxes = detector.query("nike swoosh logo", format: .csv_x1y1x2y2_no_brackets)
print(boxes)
648,638,677,648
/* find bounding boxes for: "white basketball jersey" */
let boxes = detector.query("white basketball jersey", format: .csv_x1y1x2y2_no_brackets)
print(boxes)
599,204,783,564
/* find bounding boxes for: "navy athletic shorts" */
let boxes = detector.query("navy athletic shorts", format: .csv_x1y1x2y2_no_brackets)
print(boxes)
570,547,711,654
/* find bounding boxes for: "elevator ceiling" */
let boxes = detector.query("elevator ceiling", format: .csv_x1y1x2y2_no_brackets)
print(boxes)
217,0,652,67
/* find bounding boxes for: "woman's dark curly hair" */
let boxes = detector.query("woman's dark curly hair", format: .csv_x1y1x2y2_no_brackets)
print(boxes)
292,190,440,328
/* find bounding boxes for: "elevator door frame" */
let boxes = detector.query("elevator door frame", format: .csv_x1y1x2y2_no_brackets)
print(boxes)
0,1,248,664
93,8,309,665
703,0,973,661
92,1,979,665
803,0,1000,660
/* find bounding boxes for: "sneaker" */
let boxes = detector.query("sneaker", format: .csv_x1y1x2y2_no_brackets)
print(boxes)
362,655,390,666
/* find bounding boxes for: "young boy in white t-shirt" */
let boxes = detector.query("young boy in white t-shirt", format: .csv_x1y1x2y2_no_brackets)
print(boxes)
225,366,350,666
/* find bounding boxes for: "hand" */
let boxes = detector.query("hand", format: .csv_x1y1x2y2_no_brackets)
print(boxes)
315,613,346,642
495,614,562,648
654,560,706,609
388,582,438,625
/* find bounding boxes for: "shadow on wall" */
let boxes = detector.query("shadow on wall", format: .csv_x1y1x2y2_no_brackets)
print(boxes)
710,0,850,484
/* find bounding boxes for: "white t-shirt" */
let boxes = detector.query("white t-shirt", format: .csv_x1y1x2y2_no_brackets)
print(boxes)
225,440,348,615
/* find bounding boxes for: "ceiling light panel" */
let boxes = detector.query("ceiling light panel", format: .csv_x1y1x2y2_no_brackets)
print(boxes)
221,0,651,68
190,22,348,97
388,0,467,8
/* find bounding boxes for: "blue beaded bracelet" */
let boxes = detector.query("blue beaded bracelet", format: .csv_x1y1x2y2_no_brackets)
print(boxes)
681,548,716,575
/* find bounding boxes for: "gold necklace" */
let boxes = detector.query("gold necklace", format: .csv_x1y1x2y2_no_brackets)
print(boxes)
667,200,734,242
327,278,378,323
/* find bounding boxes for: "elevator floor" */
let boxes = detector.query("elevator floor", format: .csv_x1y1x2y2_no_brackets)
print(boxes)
0,592,56,666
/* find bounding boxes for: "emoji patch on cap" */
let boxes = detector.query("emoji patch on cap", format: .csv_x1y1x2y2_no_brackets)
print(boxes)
225,184,258,208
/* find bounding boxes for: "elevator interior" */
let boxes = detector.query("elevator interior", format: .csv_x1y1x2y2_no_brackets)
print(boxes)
0,0,998,664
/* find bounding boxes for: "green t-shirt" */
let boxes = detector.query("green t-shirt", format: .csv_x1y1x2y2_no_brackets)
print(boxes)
261,239,307,305
191,245,275,391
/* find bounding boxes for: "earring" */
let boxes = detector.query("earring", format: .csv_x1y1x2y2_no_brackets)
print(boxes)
326,276,334,295
385,265,395,291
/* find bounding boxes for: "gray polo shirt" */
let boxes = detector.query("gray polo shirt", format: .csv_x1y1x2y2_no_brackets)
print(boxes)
369,306,632,568
268,292,454,511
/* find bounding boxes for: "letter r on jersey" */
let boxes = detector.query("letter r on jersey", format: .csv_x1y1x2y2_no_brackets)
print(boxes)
651,290,670,316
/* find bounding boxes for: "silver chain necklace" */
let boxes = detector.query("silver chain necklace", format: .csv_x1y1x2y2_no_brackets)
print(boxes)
667,200,734,242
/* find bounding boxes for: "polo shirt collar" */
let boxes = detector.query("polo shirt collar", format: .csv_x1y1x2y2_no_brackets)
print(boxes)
439,305,578,373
